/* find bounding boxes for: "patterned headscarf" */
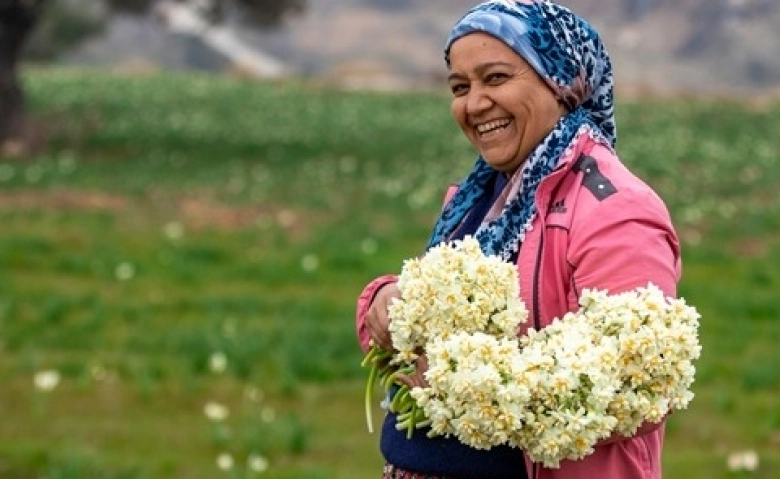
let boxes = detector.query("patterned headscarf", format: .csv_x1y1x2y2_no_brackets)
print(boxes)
427,0,616,260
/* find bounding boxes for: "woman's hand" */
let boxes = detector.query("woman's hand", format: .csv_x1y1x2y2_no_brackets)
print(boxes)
366,282,400,351
397,353,429,389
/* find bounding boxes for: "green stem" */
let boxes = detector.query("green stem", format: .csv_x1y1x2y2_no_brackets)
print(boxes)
364,359,377,433
361,345,378,368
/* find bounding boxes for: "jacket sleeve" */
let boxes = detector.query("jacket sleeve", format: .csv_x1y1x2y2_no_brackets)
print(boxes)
355,275,398,354
568,188,681,298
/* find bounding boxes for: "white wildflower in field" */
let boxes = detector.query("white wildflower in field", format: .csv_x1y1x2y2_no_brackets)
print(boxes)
115,262,135,281
301,254,319,272
210,351,228,374
728,450,759,472
204,401,229,422
163,221,185,240
216,452,234,471
34,369,61,392
261,406,276,423
247,452,270,473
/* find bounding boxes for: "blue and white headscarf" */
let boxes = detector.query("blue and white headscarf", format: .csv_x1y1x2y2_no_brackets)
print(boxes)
427,0,616,260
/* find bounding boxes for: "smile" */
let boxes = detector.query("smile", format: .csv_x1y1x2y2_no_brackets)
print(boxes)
475,118,511,137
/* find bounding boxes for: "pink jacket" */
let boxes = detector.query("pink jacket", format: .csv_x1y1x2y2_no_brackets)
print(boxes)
356,133,681,479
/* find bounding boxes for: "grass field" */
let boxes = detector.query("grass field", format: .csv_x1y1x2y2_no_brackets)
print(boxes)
0,67,778,478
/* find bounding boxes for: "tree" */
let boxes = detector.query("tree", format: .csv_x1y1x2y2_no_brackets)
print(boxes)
24,0,106,61
0,0,46,152
0,0,306,152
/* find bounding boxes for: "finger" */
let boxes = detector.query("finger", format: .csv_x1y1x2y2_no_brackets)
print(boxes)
367,319,389,350
368,312,391,349
395,373,413,389
396,372,427,389
416,354,428,371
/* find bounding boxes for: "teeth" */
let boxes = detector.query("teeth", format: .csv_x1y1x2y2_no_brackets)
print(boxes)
476,119,510,134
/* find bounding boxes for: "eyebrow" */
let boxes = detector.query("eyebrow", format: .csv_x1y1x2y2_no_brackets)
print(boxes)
447,61,517,82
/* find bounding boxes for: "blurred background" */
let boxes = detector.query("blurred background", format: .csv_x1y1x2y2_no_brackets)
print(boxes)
32,0,780,89
12,0,780,89
3,0,779,153
0,1,779,478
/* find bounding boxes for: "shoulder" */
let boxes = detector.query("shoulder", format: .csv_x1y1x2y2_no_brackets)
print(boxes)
578,144,658,199
568,143,672,225
562,146,681,297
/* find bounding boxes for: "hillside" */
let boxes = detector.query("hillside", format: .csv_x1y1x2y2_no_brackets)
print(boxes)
65,0,780,96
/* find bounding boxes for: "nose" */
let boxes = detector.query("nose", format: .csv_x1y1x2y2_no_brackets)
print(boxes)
466,85,492,116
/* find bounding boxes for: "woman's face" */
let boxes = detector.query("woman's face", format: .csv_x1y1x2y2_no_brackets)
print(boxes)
448,32,566,173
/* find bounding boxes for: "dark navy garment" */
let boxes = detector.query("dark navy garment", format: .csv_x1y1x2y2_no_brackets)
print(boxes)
449,173,507,242
380,414,527,479
450,173,520,265
382,171,527,479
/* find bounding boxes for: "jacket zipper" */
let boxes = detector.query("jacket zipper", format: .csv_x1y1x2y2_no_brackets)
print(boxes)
530,199,546,479
531,163,571,332
532,229,544,332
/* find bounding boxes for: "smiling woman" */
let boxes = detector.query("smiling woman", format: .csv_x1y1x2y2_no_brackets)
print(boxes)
355,1,683,479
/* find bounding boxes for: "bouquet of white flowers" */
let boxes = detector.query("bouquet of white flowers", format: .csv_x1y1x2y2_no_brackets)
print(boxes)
361,237,702,469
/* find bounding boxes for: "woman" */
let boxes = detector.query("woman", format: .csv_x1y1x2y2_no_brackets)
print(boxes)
356,1,681,478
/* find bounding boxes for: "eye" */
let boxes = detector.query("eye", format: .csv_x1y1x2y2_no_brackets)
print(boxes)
485,72,509,84
449,82,469,97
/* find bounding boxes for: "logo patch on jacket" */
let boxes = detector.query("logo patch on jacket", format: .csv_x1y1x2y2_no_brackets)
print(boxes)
549,199,567,214
573,155,617,201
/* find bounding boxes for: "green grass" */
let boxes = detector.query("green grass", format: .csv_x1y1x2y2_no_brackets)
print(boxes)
0,66,778,478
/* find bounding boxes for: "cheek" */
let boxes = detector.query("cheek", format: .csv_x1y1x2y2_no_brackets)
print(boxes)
451,99,469,131
532,91,565,129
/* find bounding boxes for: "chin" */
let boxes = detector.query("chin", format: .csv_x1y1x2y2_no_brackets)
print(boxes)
485,160,519,173
481,149,522,171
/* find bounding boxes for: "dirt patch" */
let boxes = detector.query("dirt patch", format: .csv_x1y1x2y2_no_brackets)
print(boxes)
0,188,128,212
731,237,773,259
177,197,304,233
0,188,315,237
